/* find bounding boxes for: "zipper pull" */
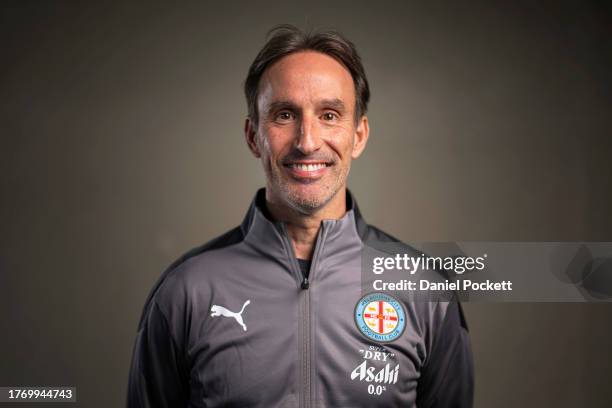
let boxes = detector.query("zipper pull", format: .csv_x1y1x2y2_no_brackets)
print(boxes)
301,276,309,290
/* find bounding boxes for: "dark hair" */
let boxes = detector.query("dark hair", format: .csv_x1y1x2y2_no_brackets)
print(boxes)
244,24,370,125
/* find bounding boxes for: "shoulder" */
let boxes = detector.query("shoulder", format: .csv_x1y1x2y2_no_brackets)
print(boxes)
359,221,424,258
137,225,245,329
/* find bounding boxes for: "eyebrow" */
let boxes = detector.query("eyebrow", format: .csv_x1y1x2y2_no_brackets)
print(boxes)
319,98,347,112
266,100,297,115
265,98,348,115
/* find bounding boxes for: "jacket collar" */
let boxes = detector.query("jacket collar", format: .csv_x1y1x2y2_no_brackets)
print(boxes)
240,188,366,265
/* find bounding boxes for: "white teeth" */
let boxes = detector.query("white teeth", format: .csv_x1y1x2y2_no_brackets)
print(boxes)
290,163,326,171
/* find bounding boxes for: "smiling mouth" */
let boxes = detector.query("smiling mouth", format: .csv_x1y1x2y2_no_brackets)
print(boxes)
286,162,330,171
283,161,333,180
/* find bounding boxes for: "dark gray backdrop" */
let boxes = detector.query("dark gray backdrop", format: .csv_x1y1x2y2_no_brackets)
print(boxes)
1,1,611,407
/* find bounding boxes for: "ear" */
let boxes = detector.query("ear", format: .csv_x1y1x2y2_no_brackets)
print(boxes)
351,115,370,159
244,117,261,158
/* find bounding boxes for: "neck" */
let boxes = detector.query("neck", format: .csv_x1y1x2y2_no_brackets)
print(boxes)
265,188,347,260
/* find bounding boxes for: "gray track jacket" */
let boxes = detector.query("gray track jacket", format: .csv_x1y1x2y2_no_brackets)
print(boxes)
128,189,474,407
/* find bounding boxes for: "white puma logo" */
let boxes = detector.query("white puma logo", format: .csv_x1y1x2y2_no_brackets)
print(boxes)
210,300,251,331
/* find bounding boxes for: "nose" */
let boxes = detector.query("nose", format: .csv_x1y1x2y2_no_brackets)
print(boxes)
295,114,322,155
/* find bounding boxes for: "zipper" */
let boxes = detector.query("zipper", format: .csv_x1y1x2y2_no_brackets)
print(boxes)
279,221,330,408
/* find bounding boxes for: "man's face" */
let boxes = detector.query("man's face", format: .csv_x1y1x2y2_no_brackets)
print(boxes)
245,51,369,214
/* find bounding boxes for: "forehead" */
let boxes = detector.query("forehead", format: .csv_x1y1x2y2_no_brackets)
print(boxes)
258,51,355,109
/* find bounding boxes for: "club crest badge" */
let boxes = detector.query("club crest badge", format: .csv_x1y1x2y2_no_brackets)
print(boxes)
354,293,406,342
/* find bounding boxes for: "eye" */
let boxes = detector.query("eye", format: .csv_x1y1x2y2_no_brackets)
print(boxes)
322,112,338,121
275,111,295,122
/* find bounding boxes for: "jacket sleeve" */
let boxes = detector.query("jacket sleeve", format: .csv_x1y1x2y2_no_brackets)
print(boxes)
416,300,474,408
127,300,190,408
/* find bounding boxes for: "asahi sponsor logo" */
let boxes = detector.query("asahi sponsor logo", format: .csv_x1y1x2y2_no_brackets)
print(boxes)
350,346,399,396
350,360,399,384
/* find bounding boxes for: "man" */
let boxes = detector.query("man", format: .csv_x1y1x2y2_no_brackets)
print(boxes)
128,25,473,407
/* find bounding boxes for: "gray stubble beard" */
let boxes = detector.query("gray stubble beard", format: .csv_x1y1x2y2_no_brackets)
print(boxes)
267,161,351,216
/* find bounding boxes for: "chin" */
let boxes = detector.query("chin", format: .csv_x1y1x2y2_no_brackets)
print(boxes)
284,185,336,213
